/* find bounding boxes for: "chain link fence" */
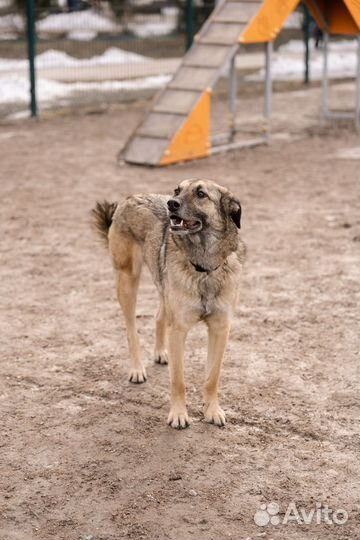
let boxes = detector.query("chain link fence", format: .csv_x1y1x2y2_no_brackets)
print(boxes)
1,0,215,118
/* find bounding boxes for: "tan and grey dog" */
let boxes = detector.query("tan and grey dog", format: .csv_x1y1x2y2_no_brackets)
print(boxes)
92,179,245,429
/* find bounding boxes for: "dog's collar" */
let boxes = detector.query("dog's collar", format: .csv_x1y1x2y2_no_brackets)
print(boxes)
190,261,220,273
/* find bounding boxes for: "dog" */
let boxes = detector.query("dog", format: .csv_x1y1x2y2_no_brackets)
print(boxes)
92,179,245,429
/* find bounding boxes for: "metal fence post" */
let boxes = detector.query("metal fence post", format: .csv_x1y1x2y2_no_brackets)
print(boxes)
303,3,310,85
228,50,238,141
185,0,193,50
26,0,37,118
264,41,272,139
321,30,329,125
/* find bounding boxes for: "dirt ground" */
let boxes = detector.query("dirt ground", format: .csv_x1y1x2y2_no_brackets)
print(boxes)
0,85,359,540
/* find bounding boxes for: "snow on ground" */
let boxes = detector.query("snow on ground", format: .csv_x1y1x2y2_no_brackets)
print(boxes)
279,38,358,54
249,39,359,81
66,30,98,41
0,39,357,108
0,8,177,40
128,20,177,38
0,9,120,40
0,13,23,32
0,73,170,104
0,47,149,72
36,10,119,33
0,46,159,106
127,9,178,38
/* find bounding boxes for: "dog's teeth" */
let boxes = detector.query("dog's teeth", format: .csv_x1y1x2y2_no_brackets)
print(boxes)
180,220,184,226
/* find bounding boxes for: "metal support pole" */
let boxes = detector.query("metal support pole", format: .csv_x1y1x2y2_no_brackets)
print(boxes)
26,0,37,118
228,51,237,141
185,0,193,51
355,34,360,132
321,30,329,126
303,3,310,85
264,41,272,139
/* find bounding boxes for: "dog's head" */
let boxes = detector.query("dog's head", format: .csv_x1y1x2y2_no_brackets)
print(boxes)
167,179,241,235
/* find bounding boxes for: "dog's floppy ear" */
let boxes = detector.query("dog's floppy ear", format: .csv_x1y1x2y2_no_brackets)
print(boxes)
229,198,241,228
221,192,242,229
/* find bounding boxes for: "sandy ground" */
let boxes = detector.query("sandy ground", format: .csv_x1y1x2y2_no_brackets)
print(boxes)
0,85,359,540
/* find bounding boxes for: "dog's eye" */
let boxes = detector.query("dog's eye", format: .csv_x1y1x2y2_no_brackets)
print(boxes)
197,189,207,199
174,187,180,196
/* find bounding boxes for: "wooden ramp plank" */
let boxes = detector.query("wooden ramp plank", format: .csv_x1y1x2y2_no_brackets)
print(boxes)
153,89,201,114
137,113,186,139
168,66,218,91
214,1,260,22
183,44,234,68
200,22,246,44
124,136,169,165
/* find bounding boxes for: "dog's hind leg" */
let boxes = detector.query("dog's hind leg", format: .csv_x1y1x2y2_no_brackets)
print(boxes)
203,315,230,426
154,299,168,365
110,230,146,383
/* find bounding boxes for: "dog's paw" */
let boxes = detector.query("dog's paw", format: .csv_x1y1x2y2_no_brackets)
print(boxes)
154,351,168,365
167,407,190,429
129,367,147,384
204,403,226,427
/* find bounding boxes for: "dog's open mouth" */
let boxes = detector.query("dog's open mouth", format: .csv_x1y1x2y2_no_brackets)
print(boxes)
169,215,202,233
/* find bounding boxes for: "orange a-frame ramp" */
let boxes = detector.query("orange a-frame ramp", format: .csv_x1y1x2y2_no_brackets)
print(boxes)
121,0,360,166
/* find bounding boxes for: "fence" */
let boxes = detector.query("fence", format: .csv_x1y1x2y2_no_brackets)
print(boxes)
0,0,202,119
3,1,355,123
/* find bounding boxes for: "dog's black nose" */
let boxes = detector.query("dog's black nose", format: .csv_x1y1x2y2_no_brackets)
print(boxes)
167,198,181,212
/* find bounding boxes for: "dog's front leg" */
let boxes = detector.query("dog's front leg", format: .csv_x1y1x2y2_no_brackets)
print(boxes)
154,299,168,365
167,323,189,429
203,315,231,427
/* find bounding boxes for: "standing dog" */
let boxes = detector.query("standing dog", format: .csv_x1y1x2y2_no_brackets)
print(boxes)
92,179,245,429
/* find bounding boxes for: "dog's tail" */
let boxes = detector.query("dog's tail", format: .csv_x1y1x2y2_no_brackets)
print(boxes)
91,201,118,245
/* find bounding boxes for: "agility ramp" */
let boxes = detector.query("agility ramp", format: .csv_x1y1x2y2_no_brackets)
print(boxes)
122,0,360,166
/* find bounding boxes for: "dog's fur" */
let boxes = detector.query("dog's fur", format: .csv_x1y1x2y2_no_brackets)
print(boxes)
92,179,245,429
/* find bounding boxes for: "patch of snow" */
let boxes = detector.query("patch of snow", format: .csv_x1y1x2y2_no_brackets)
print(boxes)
329,40,358,52
0,73,170,104
279,39,357,55
0,13,24,31
161,7,178,16
275,52,356,80
249,39,358,81
279,40,307,54
37,9,119,33
37,49,80,67
1,76,62,105
128,20,176,38
0,57,28,70
0,47,149,72
87,47,148,65
67,29,98,41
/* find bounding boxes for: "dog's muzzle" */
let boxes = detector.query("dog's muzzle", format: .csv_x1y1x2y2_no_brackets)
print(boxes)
167,198,202,234
169,215,202,232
